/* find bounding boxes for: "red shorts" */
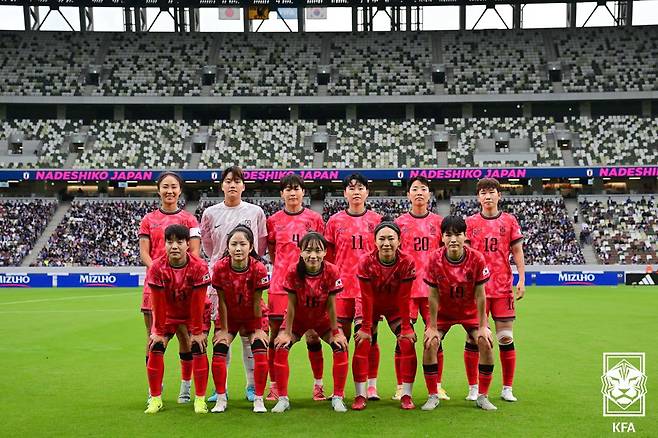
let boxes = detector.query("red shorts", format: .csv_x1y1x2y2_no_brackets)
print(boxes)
141,284,152,313
337,297,361,323
436,320,479,334
268,294,287,320
158,319,191,337
487,296,516,321
410,297,429,323
221,318,262,335
281,317,332,339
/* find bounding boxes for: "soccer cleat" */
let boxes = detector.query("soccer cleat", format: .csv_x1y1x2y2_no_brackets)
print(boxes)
266,383,279,401
178,380,192,404
144,396,163,414
367,386,380,401
211,396,227,413
351,395,367,411
245,385,256,402
476,394,498,411
194,397,208,414
391,385,403,401
271,396,291,413
313,384,326,401
501,387,518,402
421,394,440,411
207,391,218,403
331,397,348,413
400,394,415,410
253,397,267,413
437,387,451,401
466,385,479,401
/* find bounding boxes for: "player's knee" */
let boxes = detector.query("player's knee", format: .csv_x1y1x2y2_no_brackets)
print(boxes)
477,336,492,352
251,339,268,353
496,330,514,346
179,351,193,361
190,343,203,355
151,342,166,353
275,343,292,351
353,323,362,333
330,342,345,353
213,342,229,356
306,341,322,352
424,337,439,353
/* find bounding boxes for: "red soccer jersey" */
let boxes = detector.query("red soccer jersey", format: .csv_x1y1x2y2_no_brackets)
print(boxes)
357,250,416,334
139,208,200,284
148,253,211,336
282,262,343,327
324,209,382,299
465,212,523,298
395,211,443,298
267,208,325,296
211,256,270,323
424,246,490,323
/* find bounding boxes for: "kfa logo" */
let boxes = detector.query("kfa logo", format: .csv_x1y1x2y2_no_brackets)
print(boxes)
601,352,646,417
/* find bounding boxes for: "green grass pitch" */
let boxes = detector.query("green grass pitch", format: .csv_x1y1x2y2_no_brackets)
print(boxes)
0,286,656,437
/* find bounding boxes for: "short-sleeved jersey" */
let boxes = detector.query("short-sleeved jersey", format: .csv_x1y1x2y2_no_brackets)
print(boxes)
200,201,268,271
324,209,382,299
139,208,200,283
357,250,415,332
211,256,270,322
148,254,211,335
424,246,490,323
465,211,523,298
395,211,443,298
282,262,343,326
267,208,325,296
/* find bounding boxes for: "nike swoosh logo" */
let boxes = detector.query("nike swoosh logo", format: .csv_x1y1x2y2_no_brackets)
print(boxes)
214,225,221,229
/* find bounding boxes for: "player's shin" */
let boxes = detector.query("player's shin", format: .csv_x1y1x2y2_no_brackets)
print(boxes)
191,344,209,398
352,339,370,396
331,343,349,398
147,343,166,398
252,340,269,397
180,351,193,382
274,347,290,397
398,338,416,396
211,343,229,395
307,342,324,383
464,342,480,386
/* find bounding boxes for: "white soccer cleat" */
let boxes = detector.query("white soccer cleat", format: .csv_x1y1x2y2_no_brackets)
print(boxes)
501,387,517,402
476,394,498,411
331,397,348,413
465,385,479,401
391,384,403,401
211,395,228,413
421,394,440,411
177,380,191,404
437,387,451,400
271,396,290,413
253,396,267,413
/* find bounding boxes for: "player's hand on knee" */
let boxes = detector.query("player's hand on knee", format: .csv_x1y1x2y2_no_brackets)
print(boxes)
149,334,167,351
213,329,229,346
253,329,269,346
424,327,440,349
331,331,349,350
191,334,207,353
354,329,371,344
398,331,417,343
275,332,291,349
477,327,493,349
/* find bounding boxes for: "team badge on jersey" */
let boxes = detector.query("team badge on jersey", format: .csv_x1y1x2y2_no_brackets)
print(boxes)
483,267,490,277
335,279,343,288
203,273,211,282
500,226,506,236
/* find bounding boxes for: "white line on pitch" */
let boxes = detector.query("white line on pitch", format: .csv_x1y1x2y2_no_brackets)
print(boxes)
0,292,135,306
0,309,132,314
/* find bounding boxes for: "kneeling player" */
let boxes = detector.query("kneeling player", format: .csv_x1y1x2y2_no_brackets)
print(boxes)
353,219,417,411
423,216,497,411
145,225,211,414
272,232,349,413
210,226,270,413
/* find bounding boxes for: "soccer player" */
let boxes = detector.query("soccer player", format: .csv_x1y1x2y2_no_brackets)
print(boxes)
324,173,382,400
210,226,270,413
353,220,417,410
465,178,525,402
271,232,349,413
139,171,201,404
200,165,268,402
266,174,326,401
394,175,448,401
145,225,211,414
423,215,496,411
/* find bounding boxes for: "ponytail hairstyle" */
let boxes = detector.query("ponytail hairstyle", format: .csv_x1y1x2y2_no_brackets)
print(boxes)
222,224,260,261
296,231,328,280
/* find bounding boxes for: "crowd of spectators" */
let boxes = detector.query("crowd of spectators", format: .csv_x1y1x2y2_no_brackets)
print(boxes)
322,197,418,222
0,199,57,266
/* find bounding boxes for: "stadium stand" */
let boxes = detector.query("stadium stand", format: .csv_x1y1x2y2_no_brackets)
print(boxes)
195,197,311,222
443,29,551,95
34,199,159,266
579,195,658,265
322,197,415,222
328,32,433,96
0,198,57,266
451,196,585,265
555,26,658,92
201,120,315,169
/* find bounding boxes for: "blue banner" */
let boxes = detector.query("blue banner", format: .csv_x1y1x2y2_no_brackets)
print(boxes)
277,8,298,19
0,273,53,288
1,166,657,182
534,271,623,286
57,273,140,288
512,272,534,285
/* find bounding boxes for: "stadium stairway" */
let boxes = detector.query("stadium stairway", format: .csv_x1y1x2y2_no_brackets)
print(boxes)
185,200,199,215
311,199,324,215
564,198,598,265
436,199,451,218
21,200,71,267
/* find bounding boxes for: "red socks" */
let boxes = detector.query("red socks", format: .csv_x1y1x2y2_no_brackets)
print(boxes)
464,342,479,386
478,364,494,396
332,350,349,398
147,350,165,397
352,340,371,384
274,348,290,397
307,343,324,380
394,344,402,385
423,363,438,395
252,346,269,398
500,342,516,387
437,344,444,384
180,352,193,381
268,346,276,385
368,343,380,381
192,353,208,398
398,338,417,384
211,344,229,395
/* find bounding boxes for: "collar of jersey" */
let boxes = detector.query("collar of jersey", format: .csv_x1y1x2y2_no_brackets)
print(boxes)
230,258,250,273
159,207,182,215
480,211,502,221
170,258,189,269
306,263,325,277
409,210,430,219
444,247,467,265
284,207,305,216
345,208,367,217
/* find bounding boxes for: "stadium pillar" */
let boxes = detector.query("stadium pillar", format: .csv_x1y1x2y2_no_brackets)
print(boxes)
405,104,415,121
0,105,6,120
78,7,93,32
289,105,299,121
618,1,632,26
174,105,183,120
641,100,651,117
57,105,66,120
566,2,577,28
512,4,522,29
243,8,253,32
352,7,358,31
462,103,473,118
346,105,357,120
123,8,133,31
230,106,242,121
298,7,306,32
406,7,412,31
459,5,466,30
135,8,147,32
23,6,39,31
530,178,543,194
189,9,200,32
579,102,591,118
523,103,532,118
114,105,125,121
